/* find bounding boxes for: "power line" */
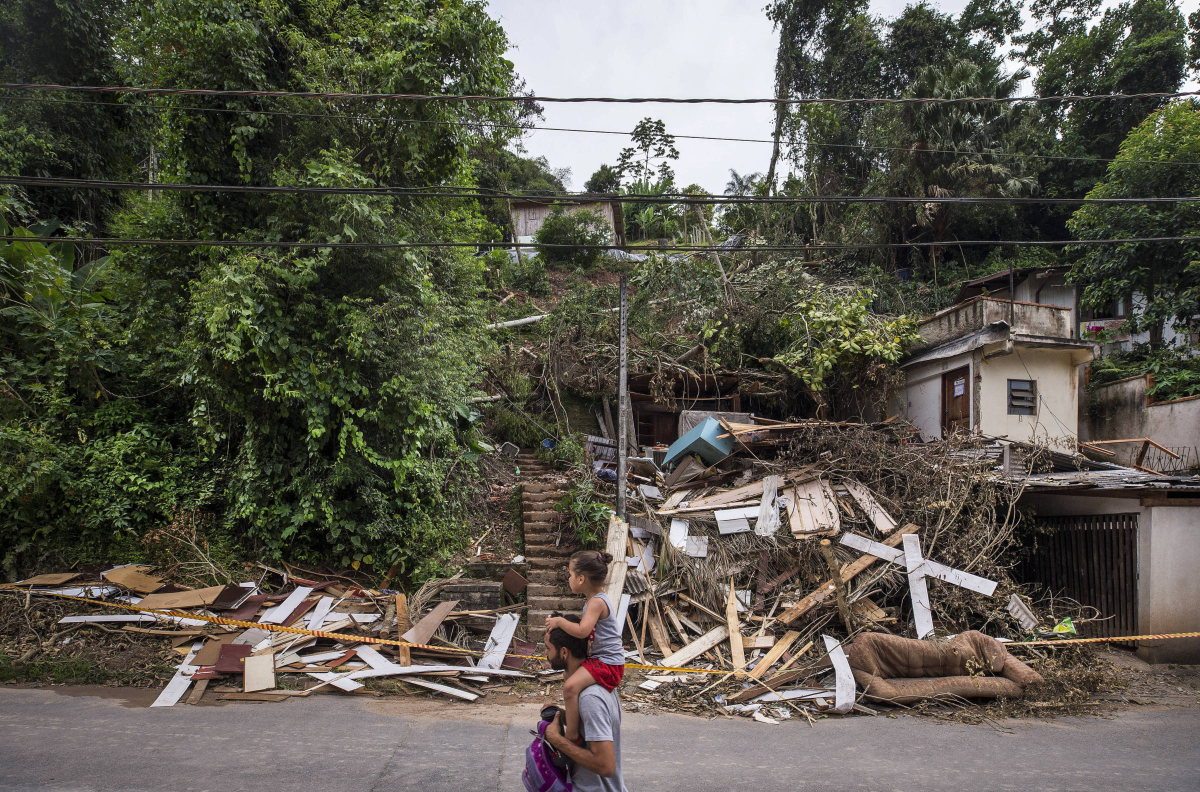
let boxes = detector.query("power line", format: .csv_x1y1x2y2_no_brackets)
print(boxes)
4,83,1200,106
5,175,1199,204
4,235,1197,251
4,94,1198,168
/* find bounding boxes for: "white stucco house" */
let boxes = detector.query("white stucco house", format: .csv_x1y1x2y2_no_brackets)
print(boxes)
895,294,1096,444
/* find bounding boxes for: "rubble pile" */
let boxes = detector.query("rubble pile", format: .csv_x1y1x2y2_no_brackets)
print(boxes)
600,415,1123,721
2,567,548,705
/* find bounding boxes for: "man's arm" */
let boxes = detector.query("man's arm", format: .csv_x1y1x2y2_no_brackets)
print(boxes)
544,712,616,777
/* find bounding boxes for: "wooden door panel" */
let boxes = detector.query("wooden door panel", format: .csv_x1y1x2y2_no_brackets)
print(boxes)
941,366,970,436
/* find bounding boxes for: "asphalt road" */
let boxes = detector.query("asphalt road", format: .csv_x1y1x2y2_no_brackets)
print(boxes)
1,686,1197,791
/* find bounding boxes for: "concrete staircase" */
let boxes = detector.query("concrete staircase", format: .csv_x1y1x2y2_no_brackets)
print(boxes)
517,451,582,634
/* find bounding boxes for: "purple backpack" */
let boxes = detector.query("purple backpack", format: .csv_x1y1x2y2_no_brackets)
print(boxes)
523,719,573,792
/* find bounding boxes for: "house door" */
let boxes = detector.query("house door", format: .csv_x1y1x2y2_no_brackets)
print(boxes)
941,366,970,436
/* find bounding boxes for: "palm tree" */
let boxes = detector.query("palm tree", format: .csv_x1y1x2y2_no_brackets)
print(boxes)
903,60,1036,278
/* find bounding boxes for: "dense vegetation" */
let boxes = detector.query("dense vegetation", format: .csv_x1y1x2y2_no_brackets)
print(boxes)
1,0,521,581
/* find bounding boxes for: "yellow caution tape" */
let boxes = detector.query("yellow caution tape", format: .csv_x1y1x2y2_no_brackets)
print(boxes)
7,586,1196,676
0,584,730,674
1018,631,1200,646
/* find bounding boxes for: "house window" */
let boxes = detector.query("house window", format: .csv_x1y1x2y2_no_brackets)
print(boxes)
1082,300,1125,320
1008,379,1037,415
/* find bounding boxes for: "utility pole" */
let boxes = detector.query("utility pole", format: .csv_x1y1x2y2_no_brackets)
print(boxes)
616,274,628,520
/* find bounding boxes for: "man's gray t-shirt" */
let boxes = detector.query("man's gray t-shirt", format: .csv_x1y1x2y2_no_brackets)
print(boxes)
571,685,628,792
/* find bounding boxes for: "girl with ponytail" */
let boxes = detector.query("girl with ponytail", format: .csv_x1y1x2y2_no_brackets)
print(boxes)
544,550,626,743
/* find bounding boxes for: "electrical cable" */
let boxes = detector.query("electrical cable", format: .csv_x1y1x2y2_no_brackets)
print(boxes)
5,175,1200,204
4,94,1199,168
5,82,1200,106
4,236,1198,251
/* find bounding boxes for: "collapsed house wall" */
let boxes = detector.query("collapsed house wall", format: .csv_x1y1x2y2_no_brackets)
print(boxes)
1080,374,1200,465
1021,493,1200,664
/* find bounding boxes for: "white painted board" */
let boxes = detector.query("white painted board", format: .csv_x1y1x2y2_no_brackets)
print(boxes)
669,518,689,550
305,596,336,631
151,641,204,707
478,613,520,671
260,586,313,624
822,635,855,715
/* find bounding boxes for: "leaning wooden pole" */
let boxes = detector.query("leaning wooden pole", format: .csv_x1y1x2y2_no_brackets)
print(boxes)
616,274,629,520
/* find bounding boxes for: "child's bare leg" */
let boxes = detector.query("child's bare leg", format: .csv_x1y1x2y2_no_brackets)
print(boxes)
563,666,597,742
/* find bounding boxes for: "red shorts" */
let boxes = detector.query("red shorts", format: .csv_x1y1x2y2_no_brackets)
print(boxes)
581,658,625,691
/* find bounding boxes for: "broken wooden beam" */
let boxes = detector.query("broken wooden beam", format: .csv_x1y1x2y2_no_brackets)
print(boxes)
777,527,911,625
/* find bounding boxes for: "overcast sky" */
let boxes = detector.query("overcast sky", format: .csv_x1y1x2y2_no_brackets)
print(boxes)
485,0,1199,193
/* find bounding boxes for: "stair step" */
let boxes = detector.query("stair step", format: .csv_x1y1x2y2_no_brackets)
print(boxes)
525,546,573,558
522,492,565,504
529,557,565,569
527,584,571,597
526,610,556,629
521,484,566,495
522,511,560,523
528,596,585,612
527,570,563,585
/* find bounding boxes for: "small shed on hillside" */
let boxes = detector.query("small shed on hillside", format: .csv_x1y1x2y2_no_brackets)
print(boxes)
509,199,625,247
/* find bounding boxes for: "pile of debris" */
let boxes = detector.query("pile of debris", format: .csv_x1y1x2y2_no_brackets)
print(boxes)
4,566,547,706
594,414,1119,722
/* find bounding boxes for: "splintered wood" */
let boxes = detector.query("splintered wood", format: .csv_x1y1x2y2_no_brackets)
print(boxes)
788,479,840,537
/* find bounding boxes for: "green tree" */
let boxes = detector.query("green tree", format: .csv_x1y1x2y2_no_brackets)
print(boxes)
534,207,611,270
617,118,679,184
0,0,139,227
1068,100,1200,346
584,164,622,194
1,0,525,582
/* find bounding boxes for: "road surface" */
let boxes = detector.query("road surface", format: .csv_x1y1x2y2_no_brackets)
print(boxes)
0,686,1196,791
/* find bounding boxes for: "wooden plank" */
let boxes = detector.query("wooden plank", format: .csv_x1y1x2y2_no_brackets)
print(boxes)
394,593,412,666
306,670,364,692
778,529,909,625
850,598,888,621
59,614,159,624
660,499,760,516
401,599,459,647
400,676,480,701
742,635,775,650
843,479,897,534
259,587,314,625
135,585,228,610
602,514,629,603
102,565,164,594
659,625,729,669
17,573,80,586
791,478,840,536
151,641,204,707
305,596,335,631
185,678,209,705
726,584,745,672
823,635,855,714
478,613,520,670
747,630,800,680
243,653,277,693
645,606,675,658
904,534,935,639
679,480,765,510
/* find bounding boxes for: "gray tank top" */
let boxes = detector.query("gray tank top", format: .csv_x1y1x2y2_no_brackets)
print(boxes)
584,592,625,666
